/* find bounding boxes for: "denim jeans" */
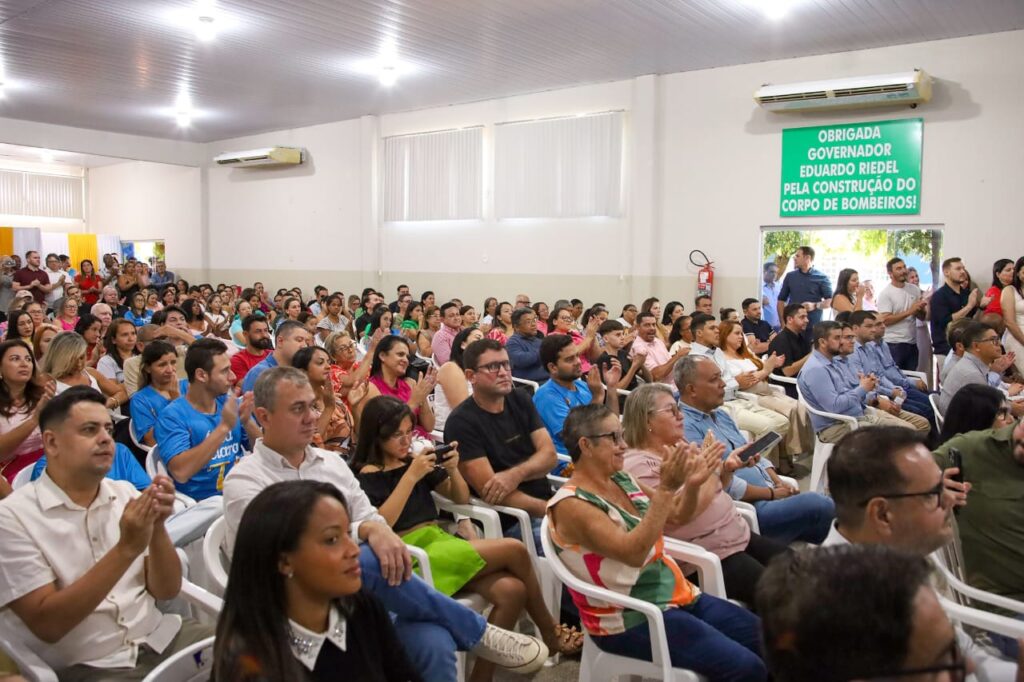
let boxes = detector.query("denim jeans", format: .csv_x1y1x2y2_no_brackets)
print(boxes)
504,515,545,557
988,613,1024,660
359,543,487,682
592,593,767,681
889,342,920,372
751,491,835,544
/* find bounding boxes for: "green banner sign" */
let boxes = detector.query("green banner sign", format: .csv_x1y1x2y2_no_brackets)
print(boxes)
780,118,922,217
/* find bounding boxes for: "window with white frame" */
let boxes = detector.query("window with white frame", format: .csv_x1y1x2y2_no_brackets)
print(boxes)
495,111,623,219
0,169,84,219
381,127,483,222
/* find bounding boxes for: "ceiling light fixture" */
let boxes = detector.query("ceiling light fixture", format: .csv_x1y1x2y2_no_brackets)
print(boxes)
755,0,796,20
39,149,55,163
378,65,398,87
175,89,194,128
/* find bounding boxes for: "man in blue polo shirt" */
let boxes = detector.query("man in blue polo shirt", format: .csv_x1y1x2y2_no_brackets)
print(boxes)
506,308,548,384
778,246,833,343
532,334,619,454
156,338,262,500
240,319,311,393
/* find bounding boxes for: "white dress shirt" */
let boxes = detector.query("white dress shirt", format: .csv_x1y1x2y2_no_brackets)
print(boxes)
222,439,387,556
0,473,179,669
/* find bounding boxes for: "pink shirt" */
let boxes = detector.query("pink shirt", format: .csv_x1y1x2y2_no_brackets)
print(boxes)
0,407,45,482
629,336,672,382
548,329,592,372
431,324,461,365
622,448,749,561
369,375,429,438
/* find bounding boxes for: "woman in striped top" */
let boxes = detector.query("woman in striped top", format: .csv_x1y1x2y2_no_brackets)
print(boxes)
547,404,767,681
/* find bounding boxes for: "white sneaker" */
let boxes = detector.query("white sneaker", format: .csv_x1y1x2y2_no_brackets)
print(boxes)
471,624,549,674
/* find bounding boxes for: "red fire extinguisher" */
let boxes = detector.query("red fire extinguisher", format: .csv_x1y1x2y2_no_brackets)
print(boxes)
690,249,715,302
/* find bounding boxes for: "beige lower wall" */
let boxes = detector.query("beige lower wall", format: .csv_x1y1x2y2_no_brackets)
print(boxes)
178,268,759,317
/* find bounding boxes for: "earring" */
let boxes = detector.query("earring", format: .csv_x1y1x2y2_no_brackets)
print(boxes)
286,571,294,579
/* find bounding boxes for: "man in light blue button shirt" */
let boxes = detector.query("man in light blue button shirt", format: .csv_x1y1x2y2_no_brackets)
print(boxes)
761,262,782,330
677,355,833,544
799,322,922,443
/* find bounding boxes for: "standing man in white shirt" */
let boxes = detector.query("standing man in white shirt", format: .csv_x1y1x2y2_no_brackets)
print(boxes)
0,386,213,679
42,253,68,310
877,257,929,372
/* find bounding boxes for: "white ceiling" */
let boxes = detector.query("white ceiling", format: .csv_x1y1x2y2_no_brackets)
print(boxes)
0,0,1022,143
0,141,124,168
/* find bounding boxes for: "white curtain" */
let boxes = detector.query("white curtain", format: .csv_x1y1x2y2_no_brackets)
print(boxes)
40,232,69,258
382,127,483,222
96,234,122,261
0,170,83,219
495,111,623,219
12,227,41,257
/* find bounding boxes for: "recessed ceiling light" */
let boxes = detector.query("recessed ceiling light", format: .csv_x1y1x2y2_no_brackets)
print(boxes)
750,0,797,20
194,0,218,41
175,89,194,127
378,65,398,87
39,149,55,163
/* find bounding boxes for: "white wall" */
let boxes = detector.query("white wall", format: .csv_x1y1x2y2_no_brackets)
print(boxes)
88,161,203,270
198,29,1024,310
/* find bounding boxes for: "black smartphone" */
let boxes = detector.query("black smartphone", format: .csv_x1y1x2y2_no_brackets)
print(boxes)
434,443,456,462
949,448,963,484
741,432,782,463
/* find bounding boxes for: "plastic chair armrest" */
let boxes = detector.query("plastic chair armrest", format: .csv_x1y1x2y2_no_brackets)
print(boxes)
431,493,503,539
663,538,727,598
406,545,434,586
180,579,223,617
733,501,761,534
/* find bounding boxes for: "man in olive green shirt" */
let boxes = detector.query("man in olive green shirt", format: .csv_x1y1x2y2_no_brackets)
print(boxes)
934,419,1024,658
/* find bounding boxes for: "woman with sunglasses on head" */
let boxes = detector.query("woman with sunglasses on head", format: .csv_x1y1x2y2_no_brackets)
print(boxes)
213,480,424,682
352,396,580,682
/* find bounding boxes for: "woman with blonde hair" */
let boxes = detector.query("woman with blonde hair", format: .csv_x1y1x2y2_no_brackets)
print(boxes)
41,332,127,410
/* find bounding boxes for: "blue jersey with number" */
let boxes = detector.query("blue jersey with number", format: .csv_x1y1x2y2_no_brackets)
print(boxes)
155,394,246,500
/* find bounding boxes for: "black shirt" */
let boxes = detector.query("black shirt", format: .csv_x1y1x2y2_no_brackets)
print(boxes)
929,283,971,355
443,387,553,522
597,349,641,390
741,318,774,344
358,465,448,534
767,327,810,399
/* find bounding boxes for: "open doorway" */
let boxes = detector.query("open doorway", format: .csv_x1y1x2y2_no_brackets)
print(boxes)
760,225,944,306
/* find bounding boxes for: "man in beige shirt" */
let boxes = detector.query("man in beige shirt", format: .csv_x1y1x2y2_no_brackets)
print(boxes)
0,386,211,680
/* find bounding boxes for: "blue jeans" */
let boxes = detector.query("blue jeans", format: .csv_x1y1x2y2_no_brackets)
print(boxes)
751,491,835,544
593,594,767,681
989,613,1024,660
504,516,545,557
359,544,486,682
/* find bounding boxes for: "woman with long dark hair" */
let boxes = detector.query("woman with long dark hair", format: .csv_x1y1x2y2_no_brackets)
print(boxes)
4,310,34,347
130,340,181,446
292,345,360,455
939,384,1014,444
213,480,423,681
667,314,692,355
1001,256,1024,377
831,268,865,315
73,313,104,368
434,328,483,430
74,258,102,306
351,397,580,681
97,318,139,383
0,340,55,487
983,258,1014,316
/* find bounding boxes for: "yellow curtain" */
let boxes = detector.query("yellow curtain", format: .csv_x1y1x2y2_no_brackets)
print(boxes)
0,227,13,257
67,233,99,273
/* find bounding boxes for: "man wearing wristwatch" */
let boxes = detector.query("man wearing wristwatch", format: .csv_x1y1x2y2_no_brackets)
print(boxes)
778,245,833,343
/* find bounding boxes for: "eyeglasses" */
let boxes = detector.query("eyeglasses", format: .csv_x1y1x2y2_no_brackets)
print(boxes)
388,429,414,441
335,343,356,351
476,360,511,374
585,430,627,446
977,336,1001,345
857,480,945,510
651,404,683,417
854,639,966,681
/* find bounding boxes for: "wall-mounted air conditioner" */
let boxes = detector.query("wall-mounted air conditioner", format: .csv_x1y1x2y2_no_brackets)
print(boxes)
754,69,932,112
213,147,305,167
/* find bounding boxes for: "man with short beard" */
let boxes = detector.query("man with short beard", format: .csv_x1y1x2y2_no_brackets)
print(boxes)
230,315,273,386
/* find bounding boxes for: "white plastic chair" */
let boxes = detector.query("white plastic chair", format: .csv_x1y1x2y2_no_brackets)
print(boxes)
796,385,858,495
732,501,761,534
539,517,705,681
141,636,215,682
11,464,34,490
201,516,230,595
129,417,154,453
511,376,540,394
929,393,944,429
930,551,1024,617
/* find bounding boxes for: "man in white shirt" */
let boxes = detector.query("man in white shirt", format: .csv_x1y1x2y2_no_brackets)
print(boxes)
42,253,68,309
822,426,1015,681
877,257,929,372
222,367,549,679
0,387,212,679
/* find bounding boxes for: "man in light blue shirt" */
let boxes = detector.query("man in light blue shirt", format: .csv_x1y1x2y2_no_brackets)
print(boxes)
676,355,833,544
799,322,924,443
761,262,781,330
506,308,548,384
532,334,619,454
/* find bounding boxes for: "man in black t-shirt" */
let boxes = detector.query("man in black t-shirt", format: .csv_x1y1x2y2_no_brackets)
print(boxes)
767,303,812,399
444,338,558,541
596,319,647,390
740,297,776,355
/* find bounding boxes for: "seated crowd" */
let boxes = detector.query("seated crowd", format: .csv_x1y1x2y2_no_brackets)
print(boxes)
0,247,1022,681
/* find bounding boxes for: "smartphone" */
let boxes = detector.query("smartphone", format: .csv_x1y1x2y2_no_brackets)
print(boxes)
434,443,456,462
740,432,782,463
949,448,963,484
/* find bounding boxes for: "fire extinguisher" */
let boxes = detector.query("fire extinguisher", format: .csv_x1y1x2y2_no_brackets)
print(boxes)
690,249,714,302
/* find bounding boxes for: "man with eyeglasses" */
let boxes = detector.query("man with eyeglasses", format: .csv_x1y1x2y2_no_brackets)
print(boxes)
445,338,558,548
758,544,985,682
936,418,1024,662
939,321,1024,416
514,294,531,310
823,427,1016,680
